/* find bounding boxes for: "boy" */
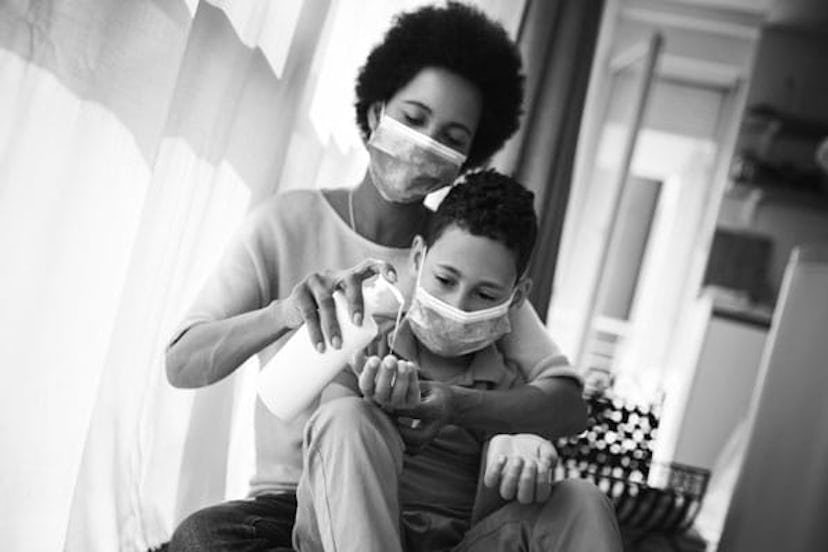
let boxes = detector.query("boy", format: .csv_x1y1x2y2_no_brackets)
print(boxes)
293,170,621,552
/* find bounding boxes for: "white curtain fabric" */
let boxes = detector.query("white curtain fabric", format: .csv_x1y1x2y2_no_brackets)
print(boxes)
0,1,520,550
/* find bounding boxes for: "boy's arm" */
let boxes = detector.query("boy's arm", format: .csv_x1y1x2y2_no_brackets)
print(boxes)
319,369,361,403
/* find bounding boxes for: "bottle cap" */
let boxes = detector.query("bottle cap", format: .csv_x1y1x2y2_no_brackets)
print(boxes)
363,274,405,318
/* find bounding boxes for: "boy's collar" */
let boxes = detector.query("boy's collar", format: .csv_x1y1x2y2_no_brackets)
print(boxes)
388,318,505,386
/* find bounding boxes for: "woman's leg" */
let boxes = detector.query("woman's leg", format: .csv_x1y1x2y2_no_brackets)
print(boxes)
167,493,297,552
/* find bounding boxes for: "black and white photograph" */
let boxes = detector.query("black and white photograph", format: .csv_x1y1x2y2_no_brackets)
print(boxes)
2,0,828,550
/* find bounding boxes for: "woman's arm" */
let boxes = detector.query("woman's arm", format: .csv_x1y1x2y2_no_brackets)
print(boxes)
397,377,586,448
448,378,587,439
499,302,579,383
166,299,299,388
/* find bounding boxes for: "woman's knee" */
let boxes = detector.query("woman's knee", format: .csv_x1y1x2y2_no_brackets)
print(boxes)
167,504,237,550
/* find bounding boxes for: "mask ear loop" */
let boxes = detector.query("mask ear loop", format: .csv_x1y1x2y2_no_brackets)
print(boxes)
384,258,408,353
392,245,426,353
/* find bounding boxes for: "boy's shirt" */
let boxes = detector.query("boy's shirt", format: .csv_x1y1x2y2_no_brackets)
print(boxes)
327,318,526,536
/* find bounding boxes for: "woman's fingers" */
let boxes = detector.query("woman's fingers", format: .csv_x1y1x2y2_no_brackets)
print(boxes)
340,259,398,327
292,284,324,351
307,272,341,350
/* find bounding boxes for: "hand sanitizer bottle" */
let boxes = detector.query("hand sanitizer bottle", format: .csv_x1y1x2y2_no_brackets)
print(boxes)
257,275,404,421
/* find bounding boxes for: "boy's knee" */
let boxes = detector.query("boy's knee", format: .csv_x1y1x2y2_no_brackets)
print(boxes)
305,397,399,450
545,479,615,517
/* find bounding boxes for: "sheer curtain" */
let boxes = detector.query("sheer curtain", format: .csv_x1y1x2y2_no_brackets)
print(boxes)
0,1,516,550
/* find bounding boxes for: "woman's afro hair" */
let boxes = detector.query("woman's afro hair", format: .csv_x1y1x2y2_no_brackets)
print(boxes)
355,2,524,168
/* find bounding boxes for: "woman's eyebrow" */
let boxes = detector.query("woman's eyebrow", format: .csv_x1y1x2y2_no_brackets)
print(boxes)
402,100,472,136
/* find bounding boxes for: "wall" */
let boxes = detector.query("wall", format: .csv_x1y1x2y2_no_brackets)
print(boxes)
721,26,828,299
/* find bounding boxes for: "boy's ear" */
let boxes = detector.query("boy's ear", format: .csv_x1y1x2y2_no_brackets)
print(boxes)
510,277,533,310
410,235,426,271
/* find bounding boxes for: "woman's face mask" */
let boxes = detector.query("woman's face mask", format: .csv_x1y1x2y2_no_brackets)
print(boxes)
367,109,467,204
407,248,514,357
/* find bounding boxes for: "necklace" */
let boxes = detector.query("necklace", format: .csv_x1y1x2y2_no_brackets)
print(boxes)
348,188,356,232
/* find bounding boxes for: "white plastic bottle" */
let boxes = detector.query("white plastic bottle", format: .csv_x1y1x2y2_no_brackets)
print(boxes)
257,275,404,421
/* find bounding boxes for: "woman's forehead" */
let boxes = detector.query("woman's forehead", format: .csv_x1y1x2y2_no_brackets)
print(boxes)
390,68,482,131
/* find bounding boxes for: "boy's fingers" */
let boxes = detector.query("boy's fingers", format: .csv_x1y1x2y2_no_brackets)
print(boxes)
372,355,397,404
404,363,421,407
350,350,366,375
358,356,381,397
499,456,524,500
535,461,553,503
388,363,410,408
484,454,508,488
537,440,559,468
517,461,538,505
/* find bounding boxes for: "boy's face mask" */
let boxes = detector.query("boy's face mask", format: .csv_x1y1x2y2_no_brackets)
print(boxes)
366,108,467,204
407,248,514,357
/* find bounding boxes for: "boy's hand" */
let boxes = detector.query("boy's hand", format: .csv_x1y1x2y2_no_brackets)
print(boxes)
355,354,421,410
483,434,558,504
393,381,454,453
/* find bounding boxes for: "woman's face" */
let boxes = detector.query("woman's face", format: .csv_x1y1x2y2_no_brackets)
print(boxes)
372,67,483,156
365,67,483,203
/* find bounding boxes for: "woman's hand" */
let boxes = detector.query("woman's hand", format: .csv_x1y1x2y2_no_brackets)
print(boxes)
483,434,558,504
285,259,397,352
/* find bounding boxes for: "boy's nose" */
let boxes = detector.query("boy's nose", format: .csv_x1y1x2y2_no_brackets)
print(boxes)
451,292,474,313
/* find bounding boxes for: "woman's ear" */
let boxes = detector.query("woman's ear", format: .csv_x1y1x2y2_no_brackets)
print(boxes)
510,277,533,310
367,101,383,134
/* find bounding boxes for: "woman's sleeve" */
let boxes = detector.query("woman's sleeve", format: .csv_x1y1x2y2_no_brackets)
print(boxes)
167,203,274,348
499,302,583,387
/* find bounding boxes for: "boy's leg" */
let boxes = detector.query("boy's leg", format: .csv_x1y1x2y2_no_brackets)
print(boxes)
293,397,406,552
454,479,623,552
167,493,297,551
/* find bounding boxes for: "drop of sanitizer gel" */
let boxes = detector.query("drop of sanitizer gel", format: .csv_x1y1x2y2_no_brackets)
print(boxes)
257,274,405,421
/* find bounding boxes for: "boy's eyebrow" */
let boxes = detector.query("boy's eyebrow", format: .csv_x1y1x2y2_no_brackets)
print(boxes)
435,263,509,292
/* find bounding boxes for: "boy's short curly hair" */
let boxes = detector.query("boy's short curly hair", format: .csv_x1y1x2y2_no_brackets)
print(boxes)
426,169,537,276
355,2,524,168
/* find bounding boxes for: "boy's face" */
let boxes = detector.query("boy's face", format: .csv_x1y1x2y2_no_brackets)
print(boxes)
413,224,527,312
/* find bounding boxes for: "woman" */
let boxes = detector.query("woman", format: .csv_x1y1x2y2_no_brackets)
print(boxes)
166,3,618,550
